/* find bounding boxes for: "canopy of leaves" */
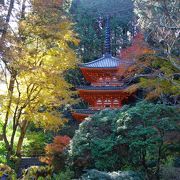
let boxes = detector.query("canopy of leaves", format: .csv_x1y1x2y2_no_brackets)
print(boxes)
41,135,71,165
0,0,78,131
134,0,179,67
118,33,179,103
69,101,180,177
0,0,78,159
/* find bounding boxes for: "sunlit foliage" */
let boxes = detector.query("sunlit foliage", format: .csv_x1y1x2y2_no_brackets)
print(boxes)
0,0,78,158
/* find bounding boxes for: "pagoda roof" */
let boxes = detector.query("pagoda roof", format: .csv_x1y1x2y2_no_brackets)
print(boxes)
72,109,99,114
77,85,126,91
79,53,132,69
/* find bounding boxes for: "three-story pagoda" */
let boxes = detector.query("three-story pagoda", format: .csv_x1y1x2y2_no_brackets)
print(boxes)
72,17,133,122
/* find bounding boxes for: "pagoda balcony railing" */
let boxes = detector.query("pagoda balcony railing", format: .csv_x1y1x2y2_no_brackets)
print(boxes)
89,106,120,110
91,82,123,87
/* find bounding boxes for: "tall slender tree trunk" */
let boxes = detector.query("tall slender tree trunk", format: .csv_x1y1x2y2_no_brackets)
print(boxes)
1,0,16,160
155,141,163,180
0,0,15,45
16,120,29,157
3,75,16,160
1,0,16,155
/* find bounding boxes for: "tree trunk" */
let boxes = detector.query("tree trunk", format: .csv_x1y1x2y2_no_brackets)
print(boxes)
0,0,15,45
16,120,29,157
3,75,16,160
1,0,16,159
155,141,163,180
142,149,148,179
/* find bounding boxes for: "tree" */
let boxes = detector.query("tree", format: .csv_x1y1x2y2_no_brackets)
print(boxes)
118,32,179,104
40,135,71,171
134,0,179,60
120,33,153,61
69,110,123,174
0,0,78,160
70,0,134,62
132,0,180,102
69,101,179,179
116,101,179,179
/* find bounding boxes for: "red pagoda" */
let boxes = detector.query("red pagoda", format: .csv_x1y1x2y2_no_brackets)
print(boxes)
72,17,133,122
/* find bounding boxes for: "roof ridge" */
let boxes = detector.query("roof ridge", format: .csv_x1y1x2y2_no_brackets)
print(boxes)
82,56,105,65
79,54,122,68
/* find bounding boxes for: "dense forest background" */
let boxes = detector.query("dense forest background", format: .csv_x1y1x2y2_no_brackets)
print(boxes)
70,0,134,62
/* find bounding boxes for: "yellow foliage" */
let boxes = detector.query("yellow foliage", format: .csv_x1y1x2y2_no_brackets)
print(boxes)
29,111,67,131
0,3,79,131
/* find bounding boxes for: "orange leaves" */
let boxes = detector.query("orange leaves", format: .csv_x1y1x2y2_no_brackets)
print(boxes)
40,135,71,165
117,33,154,78
120,33,154,61
45,135,71,154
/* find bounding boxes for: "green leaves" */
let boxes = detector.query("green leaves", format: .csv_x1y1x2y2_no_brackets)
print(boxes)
69,101,179,176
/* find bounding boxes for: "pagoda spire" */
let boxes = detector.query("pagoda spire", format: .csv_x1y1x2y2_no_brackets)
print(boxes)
104,16,111,55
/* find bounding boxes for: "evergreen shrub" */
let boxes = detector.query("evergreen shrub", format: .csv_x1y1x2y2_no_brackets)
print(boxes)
69,101,180,178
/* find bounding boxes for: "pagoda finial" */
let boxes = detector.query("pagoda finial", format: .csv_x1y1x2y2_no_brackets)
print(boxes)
105,15,111,55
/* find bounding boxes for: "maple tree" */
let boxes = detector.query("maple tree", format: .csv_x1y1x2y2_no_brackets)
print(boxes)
40,135,71,165
132,0,180,103
120,33,153,61
0,0,78,159
118,32,179,104
117,33,152,94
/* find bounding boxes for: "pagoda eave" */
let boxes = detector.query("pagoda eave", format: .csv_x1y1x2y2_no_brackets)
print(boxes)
77,86,129,93
78,89,127,93
72,112,91,123
79,67,118,70
72,109,100,122
80,67,119,84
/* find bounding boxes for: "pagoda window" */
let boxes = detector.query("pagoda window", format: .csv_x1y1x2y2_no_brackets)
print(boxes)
104,99,111,108
112,76,117,81
105,77,111,86
113,99,119,108
98,77,104,85
96,99,103,109
99,77,103,82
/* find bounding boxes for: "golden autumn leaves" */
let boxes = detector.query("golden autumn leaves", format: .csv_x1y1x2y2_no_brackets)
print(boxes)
0,0,78,158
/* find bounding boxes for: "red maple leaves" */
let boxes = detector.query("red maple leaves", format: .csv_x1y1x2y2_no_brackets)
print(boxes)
45,135,71,154
120,33,153,61
40,135,71,165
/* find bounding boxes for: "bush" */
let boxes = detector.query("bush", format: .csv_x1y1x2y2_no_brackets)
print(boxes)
69,109,123,173
21,165,53,179
40,135,71,171
52,168,74,180
0,163,16,179
69,101,180,178
23,132,48,157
